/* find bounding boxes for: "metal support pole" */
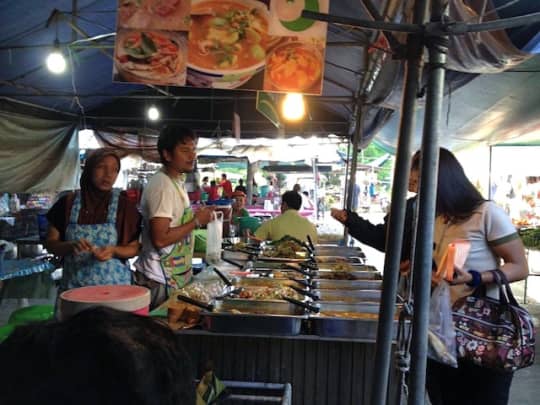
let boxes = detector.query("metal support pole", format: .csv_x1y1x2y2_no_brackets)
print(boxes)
312,157,319,220
246,161,257,205
370,0,429,404
408,0,448,403
346,104,364,212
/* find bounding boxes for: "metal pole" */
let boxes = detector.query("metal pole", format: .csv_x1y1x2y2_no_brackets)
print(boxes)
312,157,319,220
408,0,448,403
370,0,429,403
346,103,364,211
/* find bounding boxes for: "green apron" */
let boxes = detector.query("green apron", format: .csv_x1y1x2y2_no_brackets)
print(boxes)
159,175,195,291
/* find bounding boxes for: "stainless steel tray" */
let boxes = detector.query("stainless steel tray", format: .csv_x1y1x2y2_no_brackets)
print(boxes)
317,264,378,272
217,296,306,315
309,302,400,339
311,279,383,290
313,246,364,256
314,289,381,303
231,277,301,288
315,256,365,264
202,312,306,336
314,270,382,281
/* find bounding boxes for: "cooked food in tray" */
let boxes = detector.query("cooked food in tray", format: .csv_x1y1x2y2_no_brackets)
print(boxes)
118,0,191,31
234,286,302,301
115,30,187,85
317,271,359,280
315,256,363,264
261,239,309,259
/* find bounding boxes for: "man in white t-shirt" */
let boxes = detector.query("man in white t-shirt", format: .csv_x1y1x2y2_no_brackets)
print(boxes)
134,126,214,308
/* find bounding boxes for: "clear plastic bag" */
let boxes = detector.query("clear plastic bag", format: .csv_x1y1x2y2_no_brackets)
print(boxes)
428,280,458,367
205,211,223,264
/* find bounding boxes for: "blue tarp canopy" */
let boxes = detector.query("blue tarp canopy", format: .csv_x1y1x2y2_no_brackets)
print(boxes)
0,0,539,149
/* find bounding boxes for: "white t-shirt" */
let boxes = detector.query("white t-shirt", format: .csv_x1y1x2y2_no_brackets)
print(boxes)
134,170,190,284
433,201,519,301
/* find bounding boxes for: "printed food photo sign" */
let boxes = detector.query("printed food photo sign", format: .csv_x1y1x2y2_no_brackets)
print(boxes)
113,0,329,95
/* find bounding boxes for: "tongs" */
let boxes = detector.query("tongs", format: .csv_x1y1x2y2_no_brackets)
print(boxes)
281,295,319,313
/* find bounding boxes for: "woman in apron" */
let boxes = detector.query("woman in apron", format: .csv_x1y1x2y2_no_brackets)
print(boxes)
46,149,141,291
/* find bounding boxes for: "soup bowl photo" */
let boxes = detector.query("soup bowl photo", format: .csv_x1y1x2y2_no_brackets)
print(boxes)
264,41,323,93
187,0,271,89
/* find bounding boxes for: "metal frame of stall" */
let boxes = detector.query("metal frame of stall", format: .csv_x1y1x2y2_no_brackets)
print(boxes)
306,2,540,404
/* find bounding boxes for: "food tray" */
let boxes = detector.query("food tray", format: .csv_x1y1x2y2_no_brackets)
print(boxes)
313,246,364,256
314,270,382,281
309,302,400,339
313,289,382,303
202,312,306,336
311,279,383,290
315,256,365,264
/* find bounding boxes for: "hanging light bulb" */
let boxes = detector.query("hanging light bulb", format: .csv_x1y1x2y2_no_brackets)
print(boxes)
147,105,160,121
281,93,305,121
46,40,66,74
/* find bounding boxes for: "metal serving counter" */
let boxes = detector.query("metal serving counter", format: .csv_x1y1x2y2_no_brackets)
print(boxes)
176,329,399,405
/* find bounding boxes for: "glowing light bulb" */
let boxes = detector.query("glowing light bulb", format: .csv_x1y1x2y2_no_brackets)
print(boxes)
147,106,160,121
281,93,305,121
46,51,66,74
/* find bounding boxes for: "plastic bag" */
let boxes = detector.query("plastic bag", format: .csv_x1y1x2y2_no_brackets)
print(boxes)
428,280,458,367
205,211,223,264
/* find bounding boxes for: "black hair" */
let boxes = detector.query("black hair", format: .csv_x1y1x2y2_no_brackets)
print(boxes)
238,179,244,184
0,307,195,405
210,180,216,186
413,148,485,221
282,190,302,210
221,173,227,179
202,176,209,182
157,125,197,165
302,191,309,197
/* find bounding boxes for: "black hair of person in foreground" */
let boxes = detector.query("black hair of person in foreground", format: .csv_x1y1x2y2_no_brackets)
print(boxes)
331,152,421,262
0,307,195,405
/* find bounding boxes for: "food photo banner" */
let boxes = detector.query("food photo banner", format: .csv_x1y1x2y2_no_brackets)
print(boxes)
113,0,329,95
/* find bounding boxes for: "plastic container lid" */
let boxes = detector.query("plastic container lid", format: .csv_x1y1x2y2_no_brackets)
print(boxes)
8,304,54,325
59,285,151,320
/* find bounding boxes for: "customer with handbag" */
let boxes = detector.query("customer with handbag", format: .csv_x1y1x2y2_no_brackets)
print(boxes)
424,148,530,405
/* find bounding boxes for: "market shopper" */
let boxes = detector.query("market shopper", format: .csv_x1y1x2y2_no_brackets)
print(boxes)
234,178,247,193
253,191,317,243
424,148,528,405
134,126,215,309
0,307,195,405
330,153,420,262
45,149,141,290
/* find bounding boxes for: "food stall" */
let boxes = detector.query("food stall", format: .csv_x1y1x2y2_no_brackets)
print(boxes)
162,238,402,404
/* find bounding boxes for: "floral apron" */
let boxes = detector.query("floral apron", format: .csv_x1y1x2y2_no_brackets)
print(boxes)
159,176,195,292
62,189,131,290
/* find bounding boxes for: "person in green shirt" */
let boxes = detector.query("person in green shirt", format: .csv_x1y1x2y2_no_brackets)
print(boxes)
231,190,250,225
253,191,318,243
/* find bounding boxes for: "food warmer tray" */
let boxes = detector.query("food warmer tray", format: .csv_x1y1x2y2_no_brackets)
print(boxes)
313,246,365,257
313,270,382,281
311,279,383,290
231,277,305,289
309,302,400,339
313,289,382,303
314,256,365,264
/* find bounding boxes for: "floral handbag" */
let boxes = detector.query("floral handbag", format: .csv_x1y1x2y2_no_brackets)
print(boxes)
452,269,536,372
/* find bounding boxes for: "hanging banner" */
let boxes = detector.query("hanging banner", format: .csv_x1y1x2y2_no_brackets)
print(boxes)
113,0,329,95
256,91,281,128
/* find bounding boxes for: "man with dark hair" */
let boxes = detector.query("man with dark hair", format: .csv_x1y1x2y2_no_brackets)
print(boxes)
0,307,195,405
254,190,317,243
234,178,247,193
135,125,214,308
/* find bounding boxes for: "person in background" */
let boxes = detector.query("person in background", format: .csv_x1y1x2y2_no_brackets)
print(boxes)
220,173,233,198
231,190,250,225
201,176,209,190
424,148,528,405
254,191,317,243
134,126,215,309
45,149,141,291
234,178,247,194
207,180,220,202
302,191,314,210
331,152,419,263
0,307,195,405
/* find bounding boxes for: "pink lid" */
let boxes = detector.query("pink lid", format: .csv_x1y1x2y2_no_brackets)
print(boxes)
59,285,151,320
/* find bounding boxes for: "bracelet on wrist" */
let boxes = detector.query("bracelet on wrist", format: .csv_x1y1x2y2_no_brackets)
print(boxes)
194,217,201,229
466,270,482,288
